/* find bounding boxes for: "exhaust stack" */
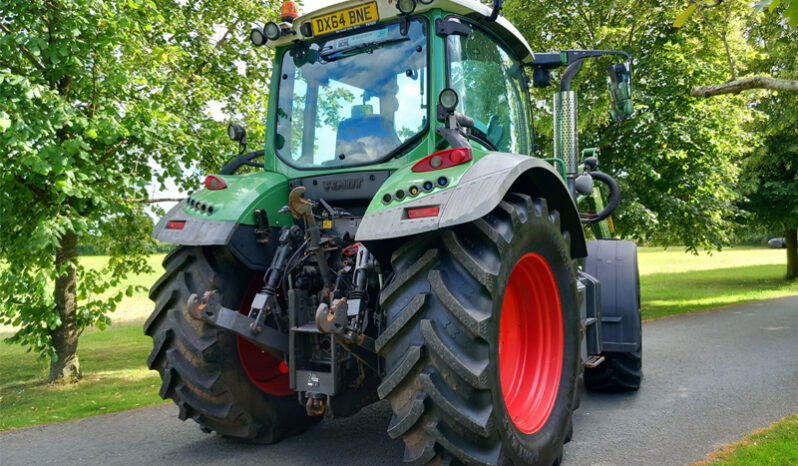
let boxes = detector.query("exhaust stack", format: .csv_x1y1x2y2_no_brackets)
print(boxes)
553,90,579,175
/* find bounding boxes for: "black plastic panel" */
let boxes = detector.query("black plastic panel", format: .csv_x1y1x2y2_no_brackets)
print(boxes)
289,171,392,202
227,224,280,271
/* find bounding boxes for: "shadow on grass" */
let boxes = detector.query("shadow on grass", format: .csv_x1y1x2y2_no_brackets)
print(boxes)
0,324,166,431
641,264,798,320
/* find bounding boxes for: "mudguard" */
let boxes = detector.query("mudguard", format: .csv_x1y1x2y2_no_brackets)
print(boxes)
356,152,587,259
583,239,641,352
152,171,294,270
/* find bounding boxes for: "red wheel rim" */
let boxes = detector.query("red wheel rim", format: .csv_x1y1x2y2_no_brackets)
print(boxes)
499,253,564,434
237,274,293,396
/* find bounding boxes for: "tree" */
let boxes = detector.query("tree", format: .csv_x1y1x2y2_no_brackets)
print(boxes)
740,129,798,279
673,0,798,278
504,0,756,252
0,0,279,382
736,10,798,279
673,0,798,96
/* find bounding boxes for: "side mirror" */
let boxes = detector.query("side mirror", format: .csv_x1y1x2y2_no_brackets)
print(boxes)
606,61,633,122
227,123,247,154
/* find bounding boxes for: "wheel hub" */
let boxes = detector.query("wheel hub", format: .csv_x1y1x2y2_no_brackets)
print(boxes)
499,253,564,434
237,275,293,397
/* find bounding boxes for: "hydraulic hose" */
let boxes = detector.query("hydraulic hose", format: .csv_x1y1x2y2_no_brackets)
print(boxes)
585,171,620,223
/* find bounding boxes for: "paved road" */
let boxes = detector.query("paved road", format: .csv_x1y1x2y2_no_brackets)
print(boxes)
2,296,797,465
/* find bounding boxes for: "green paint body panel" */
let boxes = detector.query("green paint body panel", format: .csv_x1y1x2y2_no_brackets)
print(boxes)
183,172,294,226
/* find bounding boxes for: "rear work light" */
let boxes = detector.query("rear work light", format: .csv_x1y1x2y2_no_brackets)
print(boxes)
205,175,227,190
166,220,186,230
406,206,440,219
412,147,472,173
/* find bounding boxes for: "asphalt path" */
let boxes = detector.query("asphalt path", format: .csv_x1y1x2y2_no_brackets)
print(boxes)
2,296,796,465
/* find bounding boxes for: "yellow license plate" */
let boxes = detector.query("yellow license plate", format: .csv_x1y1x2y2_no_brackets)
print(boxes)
311,2,379,35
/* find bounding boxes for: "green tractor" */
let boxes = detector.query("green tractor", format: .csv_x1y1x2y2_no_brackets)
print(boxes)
145,0,641,464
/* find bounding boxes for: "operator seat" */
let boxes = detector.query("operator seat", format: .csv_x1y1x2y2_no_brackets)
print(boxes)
335,105,401,163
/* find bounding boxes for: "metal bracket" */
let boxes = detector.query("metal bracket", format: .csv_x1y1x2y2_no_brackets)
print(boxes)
254,208,272,244
436,126,469,149
187,290,288,357
315,298,350,335
435,18,470,37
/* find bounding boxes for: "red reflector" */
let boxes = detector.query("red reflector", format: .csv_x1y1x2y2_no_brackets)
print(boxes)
406,206,440,219
205,175,228,190
279,360,289,374
412,148,472,173
166,220,186,230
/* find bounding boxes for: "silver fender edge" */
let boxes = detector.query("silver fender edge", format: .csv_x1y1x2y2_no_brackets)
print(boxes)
356,152,587,259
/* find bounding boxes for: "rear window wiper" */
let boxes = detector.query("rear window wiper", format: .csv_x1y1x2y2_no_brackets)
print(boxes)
320,37,410,62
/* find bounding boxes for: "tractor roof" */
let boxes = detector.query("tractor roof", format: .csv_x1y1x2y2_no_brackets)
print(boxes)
270,0,534,64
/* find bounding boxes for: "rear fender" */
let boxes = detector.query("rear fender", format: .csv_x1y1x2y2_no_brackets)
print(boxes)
356,152,587,259
152,171,294,270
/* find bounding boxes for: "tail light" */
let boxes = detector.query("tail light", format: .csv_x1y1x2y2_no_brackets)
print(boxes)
406,206,440,219
166,220,186,230
205,175,227,190
412,148,472,173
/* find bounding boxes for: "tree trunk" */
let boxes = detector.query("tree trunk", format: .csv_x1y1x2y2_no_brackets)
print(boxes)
49,231,82,382
786,228,798,281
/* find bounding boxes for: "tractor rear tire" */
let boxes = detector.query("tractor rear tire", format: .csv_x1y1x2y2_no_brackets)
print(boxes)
583,329,642,392
376,193,580,465
583,240,642,393
144,246,319,443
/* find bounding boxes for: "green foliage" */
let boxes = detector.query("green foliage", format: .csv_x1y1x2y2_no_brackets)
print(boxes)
754,0,798,27
505,0,756,252
737,13,798,231
0,0,280,361
673,0,798,29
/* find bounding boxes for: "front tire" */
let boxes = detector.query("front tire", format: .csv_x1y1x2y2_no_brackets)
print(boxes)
376,193,580,465
144,246,319,443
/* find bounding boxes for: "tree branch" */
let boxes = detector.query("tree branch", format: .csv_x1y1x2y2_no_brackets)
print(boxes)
125,197,185,203
0,23,46,72
694,0,737,80
574,4,597,48
0,58,27,76
691,76,798,97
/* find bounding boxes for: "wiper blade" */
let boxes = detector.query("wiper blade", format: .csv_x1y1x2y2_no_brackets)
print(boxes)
321,37,410,62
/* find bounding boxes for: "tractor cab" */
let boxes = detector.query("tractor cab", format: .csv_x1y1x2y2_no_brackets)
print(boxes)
274,18,429,168
258,0,539,176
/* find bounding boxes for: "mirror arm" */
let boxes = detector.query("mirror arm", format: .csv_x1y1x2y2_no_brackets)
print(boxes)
487,0,504,22
562,49,630,65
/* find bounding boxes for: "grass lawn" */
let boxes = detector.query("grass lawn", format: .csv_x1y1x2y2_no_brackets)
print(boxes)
0,324,166,431
0,254,168,431
1,246,796,432
638,247,798,320
697,414,798,465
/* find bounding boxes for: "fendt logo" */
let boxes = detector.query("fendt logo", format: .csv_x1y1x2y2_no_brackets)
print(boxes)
323,178,363,192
